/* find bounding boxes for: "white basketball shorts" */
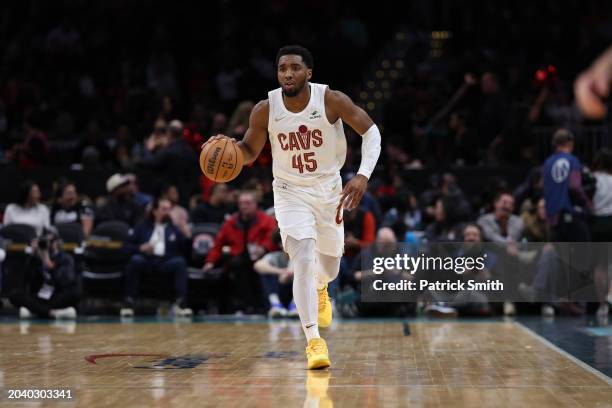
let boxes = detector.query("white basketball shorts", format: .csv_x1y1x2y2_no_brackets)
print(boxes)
272,175,344,257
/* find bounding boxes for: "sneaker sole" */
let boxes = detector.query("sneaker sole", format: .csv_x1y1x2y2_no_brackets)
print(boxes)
308,357,331,370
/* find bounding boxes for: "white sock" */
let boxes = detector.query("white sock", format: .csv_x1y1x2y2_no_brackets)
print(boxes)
285,237,320,342
269,294,281,306
315,252,341,290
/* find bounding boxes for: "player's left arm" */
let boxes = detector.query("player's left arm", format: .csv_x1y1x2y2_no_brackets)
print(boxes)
325,89,381,211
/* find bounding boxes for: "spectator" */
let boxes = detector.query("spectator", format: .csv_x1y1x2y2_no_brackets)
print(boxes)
9,117,50,170
521,198,549,242
383,189,422,235
160,183,191,238
543,129,590,241
141,118,168,160
50,179,94,237
191,183,232,224
591,149,612,318
516,200,560,317
451,223,496,316
3,180,50,236
253,229,298,318
420,173,471,224
203,191,277,313
478,71,509,164
9,227,79,319
513,167,544,213
424,196,463,242
125,173,153,212
353,227,413,316
343,206,376,258
477,192,524,243
96,174,142,227
138,119,198,205
121,198,192,317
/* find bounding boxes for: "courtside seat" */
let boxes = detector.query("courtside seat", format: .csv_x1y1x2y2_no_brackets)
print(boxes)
187,223,227,312
81,221,130,302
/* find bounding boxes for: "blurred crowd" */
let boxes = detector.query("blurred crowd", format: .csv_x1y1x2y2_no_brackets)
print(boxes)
0,127,610,320
0,1,610,172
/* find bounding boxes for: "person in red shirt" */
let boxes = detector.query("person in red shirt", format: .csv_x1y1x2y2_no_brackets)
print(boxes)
203,191,277,313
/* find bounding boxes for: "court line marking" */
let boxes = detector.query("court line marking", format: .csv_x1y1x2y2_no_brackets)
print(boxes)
515,321,612,386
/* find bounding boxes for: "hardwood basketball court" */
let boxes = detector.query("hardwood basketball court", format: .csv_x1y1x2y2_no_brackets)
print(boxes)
0,319,611,407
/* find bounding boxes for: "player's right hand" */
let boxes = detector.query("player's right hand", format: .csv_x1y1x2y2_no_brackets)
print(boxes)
201,134,236,150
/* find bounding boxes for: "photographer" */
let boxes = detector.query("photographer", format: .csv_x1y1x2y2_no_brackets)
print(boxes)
9,228,79,319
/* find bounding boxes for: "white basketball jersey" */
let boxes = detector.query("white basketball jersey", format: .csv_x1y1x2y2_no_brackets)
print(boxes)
267,83,347,186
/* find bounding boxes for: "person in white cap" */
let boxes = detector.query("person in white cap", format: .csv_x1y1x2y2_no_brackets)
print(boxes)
95,173,143,226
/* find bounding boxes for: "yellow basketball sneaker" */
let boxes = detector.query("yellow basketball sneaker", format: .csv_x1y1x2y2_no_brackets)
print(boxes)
306,338,331,370
318,285,332,328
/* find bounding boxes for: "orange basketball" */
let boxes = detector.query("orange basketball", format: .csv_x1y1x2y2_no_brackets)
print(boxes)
199,138,244,183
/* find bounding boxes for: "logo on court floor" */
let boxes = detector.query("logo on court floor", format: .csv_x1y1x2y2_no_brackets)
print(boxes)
85,353,227,369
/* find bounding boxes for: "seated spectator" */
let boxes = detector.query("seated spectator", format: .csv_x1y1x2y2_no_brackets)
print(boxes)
420,173,471,225
477,192,524,315
51,179,94,237
253,229,297,318
121,198,192,317
160,183,191,238
591,149,612,318
126,173,153,212
3,180,50,236
513,167,543,213
351,227,413,316
447,223,497,316
9,227,79,319
477,192,524,243
383,189,422,234
424,196,463,242
521,198,549,242
343,207,376,258
191,183,232,224
203,191,277,313
96,174,143,227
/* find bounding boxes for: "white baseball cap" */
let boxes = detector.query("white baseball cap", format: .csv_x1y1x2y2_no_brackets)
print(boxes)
106,173,130,193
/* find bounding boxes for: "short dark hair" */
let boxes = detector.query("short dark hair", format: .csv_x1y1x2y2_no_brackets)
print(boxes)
147,197,171,221
594,148,612,174
54,178,75,201
18,180,37,207
276,45,313,69
552,128,574,147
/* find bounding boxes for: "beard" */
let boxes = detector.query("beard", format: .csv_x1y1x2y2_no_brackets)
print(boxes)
282,81,305,97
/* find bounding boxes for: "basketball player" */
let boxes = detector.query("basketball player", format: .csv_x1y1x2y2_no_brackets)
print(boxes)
206,45,381,369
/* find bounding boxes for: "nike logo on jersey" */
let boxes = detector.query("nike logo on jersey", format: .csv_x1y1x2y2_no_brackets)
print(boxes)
309,110,322,120
274,116,286,122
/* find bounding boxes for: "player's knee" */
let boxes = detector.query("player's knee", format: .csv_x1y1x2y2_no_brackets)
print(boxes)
285,236,315,263
317,253,341,280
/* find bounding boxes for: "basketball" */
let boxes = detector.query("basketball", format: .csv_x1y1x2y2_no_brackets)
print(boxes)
199,138,244,182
